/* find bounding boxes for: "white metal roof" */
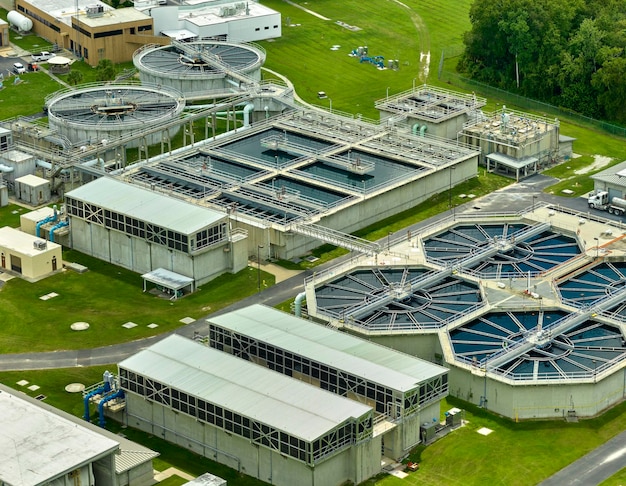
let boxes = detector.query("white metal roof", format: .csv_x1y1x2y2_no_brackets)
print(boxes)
25,0,112,27
66,177,224,235
207,305,448,392
142,267,193,290
591,160,626,187
486,152,538,170
15,174,48,187
0,226,61,257
118,334,372,442
0,385,119,486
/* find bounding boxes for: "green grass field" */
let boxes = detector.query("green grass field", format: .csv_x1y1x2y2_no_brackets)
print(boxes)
2,0,626,483
0,247,275,353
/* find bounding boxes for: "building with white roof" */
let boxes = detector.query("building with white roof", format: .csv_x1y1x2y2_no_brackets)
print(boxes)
149,0,281,43
591,160,626,201
65,177,248,287
118,334,381,486
0,383,157,486
206,304,449,459
0,226,62,281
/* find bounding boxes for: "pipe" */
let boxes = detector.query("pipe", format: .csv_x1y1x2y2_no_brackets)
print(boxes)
419,125,427,137
411,123,420,135
264,105,269,119
49,219,69,242
243,103,255,127
36,205,59,238
294,291,306,317
98,389,124,427
83,385,106,421
0,163,14,173
36,159,70,175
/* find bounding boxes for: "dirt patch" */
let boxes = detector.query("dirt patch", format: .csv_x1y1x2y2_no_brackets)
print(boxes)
574,155,612,175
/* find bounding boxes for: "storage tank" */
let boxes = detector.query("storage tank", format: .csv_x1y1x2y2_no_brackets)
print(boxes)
8,11,33,32
45,84,185,148
133,40,265,100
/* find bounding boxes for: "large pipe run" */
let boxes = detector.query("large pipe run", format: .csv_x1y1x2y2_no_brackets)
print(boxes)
294,291,306,317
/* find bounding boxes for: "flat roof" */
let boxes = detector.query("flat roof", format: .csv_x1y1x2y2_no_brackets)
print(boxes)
486,152,538,170
25,0,112,27
0,226,61,256
79,7,152,27
118,334,372,442
15,174,48,186
177,1,278,28
66,177,224,235
142,267,193,290
207,305,448,392
0,385,119,486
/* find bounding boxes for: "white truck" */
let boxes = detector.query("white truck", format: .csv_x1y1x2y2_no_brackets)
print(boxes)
588,190,626,215
31,51,55,62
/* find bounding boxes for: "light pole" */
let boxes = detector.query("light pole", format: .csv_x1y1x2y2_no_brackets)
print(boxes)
593,237,599,258
387,231,392,252
257,244,264,292
386,86,390,99
328,98,332,113
532,195,538,212
412,78,416,90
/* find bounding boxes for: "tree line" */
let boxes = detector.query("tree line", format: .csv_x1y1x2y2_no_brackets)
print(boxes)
457,0,626,123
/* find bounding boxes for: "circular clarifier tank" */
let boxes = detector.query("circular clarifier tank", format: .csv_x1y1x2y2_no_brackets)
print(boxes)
423,223,580,277
133,40,265,96
46,84,185,148
449,310,626,380
314,267,483,331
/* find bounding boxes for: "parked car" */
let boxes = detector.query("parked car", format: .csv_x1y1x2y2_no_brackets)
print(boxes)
12,62,26,75
31,51,55,62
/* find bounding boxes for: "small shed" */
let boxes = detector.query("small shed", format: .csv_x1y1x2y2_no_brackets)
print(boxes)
0,226,62,280
141,267,194,299
14,174,51,206
558,134,576,160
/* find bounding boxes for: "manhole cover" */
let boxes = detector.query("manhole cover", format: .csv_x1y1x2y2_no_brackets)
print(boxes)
71,322,89,331
65,383,85,393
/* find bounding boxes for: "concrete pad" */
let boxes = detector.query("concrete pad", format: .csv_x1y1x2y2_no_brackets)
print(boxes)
27,385,40,391
71,322,89,331
390,469,409,479
122,322,138,329
65,383,85,393
16,380,29,386
179,317,195,324
477,427,493,436
147,323,159,329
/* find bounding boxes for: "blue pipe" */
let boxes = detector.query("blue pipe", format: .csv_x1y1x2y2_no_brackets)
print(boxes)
49,220,69,242
98,389,124,427
83,385,106,421
35,206,58,238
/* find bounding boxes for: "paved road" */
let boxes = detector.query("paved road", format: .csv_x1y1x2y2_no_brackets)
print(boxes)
539,430,626,485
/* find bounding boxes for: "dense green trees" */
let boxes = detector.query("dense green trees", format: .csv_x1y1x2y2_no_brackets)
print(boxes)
458,0,626,123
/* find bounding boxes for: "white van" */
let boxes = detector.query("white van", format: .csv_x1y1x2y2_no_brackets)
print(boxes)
12,62,26,75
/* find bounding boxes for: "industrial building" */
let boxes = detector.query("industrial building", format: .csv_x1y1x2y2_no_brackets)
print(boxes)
0,226,62,281
303,206,626,420
590,159,626,199
14,0,164,66
0,383,158,486
148,0,282,43
113,306,449,485
65,176,248,287
376,85,562,181
205,304,449,459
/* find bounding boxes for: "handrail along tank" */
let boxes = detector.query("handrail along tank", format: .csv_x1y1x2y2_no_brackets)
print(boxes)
588,190,626,216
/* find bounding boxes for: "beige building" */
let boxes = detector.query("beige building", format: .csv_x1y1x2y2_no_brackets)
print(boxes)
0,226,62,280
0,18,9,48
15,0,167,66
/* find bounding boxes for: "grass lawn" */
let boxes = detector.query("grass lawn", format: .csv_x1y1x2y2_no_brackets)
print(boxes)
0,203,27,228
0,249,275,353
